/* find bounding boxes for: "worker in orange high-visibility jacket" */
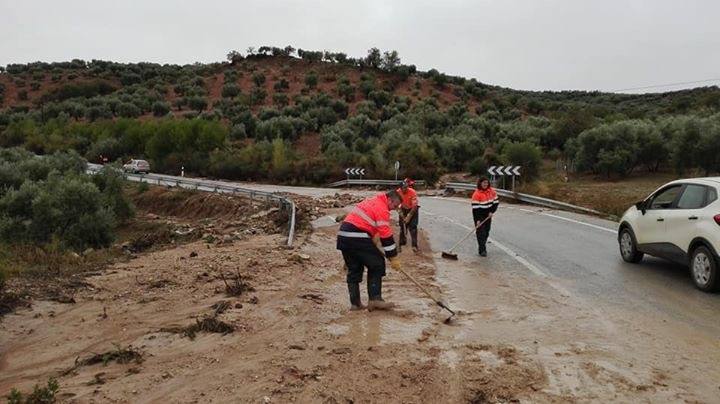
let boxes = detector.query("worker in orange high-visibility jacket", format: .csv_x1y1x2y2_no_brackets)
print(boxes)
472,177,499,257
397,178,420,252
337,190,402,311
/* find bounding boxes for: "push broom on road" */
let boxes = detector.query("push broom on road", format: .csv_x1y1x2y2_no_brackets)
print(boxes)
372,237,456,324
441,216,491,260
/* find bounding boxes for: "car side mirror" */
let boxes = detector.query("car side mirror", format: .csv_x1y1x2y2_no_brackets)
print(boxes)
635,200,647,215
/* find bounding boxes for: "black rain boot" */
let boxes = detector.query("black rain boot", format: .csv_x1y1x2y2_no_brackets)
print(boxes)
348,283,364,310
367,276,394,311
410,228,419,252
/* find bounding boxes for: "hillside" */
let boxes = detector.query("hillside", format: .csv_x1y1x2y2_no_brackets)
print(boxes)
1,46,720,185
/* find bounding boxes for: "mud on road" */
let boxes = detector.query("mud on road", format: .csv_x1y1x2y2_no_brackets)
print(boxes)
1,188,718,403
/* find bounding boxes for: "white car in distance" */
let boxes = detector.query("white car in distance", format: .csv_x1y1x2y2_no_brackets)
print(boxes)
618,178,720,292
123,159,150,174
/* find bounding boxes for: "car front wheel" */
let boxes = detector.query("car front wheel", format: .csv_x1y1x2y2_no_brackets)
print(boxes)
690,246,718,292
619,228,643,263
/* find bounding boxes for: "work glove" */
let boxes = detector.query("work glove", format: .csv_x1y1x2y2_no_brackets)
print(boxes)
388,257,402,271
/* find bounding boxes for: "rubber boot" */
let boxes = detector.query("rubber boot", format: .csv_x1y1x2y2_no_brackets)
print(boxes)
348,283,364,310
367,276,394,311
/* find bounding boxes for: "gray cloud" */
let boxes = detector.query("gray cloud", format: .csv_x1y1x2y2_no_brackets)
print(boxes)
1,0,718,92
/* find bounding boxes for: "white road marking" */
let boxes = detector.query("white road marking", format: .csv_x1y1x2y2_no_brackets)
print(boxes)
514,208,616,234
423,209,549,278
426,196,616,234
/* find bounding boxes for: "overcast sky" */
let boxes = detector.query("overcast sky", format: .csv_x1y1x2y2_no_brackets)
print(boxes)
1,0,719,93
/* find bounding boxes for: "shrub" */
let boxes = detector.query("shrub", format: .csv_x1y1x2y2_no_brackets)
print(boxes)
252,72,266,87
6,378,59,404
117,102,141,118
502,141,542,180
187,96,208,112
40,80,117,102
305,71,318,89
273,78,290,92
221,83,241,98
0,150,132,251
251,88,267,105
152,101,171,117
272,93,289,107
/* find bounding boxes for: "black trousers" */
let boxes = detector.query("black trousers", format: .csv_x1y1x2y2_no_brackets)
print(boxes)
342,249,386,284
476,218,492,253
399,208,419,248
342,249,386,301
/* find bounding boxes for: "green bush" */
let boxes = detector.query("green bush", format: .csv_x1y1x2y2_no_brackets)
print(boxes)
40,80,117,102
252,72,266,87
305,71,318,89
273,78,290,92
6,378,59,404
502,141,542,179
117,102,141,118
152,101,171,117
251,88,267,105
0,150,132,251
221,83,241,98
272,93,289,107
186,96,208,112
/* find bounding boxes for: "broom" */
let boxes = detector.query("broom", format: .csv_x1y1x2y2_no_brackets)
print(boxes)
441,216,491,260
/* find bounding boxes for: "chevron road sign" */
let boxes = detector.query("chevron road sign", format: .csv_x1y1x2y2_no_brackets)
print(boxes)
344,167,366,176
488,166,521,176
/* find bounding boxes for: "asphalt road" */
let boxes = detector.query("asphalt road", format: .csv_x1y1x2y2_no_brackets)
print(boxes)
420,196,720,336
108,166,719,339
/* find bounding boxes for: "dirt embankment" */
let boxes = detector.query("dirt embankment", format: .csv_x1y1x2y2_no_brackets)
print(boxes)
0,186,555,403
4,184,714,403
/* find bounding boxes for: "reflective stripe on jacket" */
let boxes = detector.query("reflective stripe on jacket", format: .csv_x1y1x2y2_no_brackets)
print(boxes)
337,193,397,258
471,187,499,222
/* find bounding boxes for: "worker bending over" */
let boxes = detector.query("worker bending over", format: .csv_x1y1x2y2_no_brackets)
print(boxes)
337,190,402,310
397,178,420,252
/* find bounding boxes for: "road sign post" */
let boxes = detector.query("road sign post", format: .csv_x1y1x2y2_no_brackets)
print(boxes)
487,166,521,191
344,167,366,185
394,161,400,181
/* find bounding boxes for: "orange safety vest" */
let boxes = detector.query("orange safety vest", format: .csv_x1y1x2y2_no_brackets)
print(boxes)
337,193,397,257
471,187,499,213
396,187,418,209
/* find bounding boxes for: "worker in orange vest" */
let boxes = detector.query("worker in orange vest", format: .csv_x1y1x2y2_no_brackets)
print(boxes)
397,178,420,252
337,190,403,311
472,177,499,257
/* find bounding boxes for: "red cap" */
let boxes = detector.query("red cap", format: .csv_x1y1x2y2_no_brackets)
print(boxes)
402,178,415,187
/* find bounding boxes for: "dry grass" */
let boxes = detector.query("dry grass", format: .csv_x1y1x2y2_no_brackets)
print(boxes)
161,317,235,340
517,162,680,218
220,269,254,297
62,345,143,376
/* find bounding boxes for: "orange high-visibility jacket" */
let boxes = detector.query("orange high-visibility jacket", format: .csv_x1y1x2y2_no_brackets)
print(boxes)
471,187,499,222
396,187,419,210
337,193,398,258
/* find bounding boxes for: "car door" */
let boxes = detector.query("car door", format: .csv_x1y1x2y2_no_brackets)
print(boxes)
635,185,683,250
665,184,712,262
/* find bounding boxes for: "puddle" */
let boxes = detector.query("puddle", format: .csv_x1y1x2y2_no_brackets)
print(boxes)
311,215,338,229
329,315,427,346
325,323,350,337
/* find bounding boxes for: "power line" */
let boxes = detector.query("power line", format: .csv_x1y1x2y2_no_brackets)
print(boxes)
614,78,720,93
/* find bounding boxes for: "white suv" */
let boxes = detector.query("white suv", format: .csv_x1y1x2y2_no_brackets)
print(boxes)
618,178,720,292
123,159,150,174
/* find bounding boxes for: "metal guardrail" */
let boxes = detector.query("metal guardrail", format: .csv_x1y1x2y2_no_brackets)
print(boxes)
444,182,603,216
87,164,297,247
328,179,427,188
